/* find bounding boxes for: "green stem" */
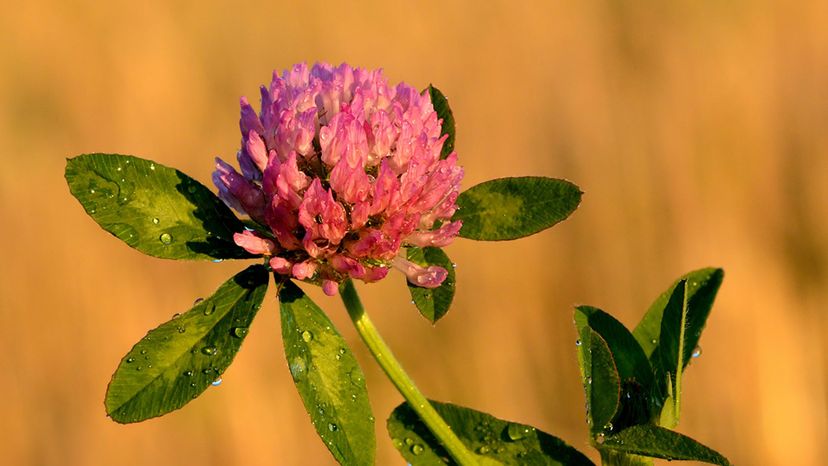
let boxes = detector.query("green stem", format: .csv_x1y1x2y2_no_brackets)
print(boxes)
339,279,478,466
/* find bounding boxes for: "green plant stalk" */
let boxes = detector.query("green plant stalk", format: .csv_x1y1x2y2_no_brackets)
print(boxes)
339,279,478,466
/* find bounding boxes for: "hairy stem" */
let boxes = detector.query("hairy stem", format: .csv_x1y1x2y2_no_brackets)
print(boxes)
339,279,478,465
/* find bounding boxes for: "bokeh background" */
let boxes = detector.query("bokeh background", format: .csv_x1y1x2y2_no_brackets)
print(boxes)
2,1,826,464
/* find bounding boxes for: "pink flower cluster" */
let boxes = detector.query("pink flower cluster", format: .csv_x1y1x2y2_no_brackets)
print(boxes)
213,63,463,295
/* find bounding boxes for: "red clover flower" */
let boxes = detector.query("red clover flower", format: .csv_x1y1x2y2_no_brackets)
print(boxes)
212,63,463,295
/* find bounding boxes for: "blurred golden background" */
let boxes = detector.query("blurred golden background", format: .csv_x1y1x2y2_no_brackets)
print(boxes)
1,0,826,464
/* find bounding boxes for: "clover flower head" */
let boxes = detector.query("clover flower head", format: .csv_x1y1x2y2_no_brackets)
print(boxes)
213,63,463,295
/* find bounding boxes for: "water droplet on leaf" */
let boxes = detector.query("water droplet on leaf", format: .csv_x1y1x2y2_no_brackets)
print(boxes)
232,327,248,338
126,357,135,363
477,446,490,454
183,370,193,377
202,346,217,356
348,370,364,386
152,218,159,225
692,346,702,358
289,357,307,380
211,378,222,386
159,233,173,245
301,330,313,342
506,423,531,441
575,339,582,346
410,444,424,455
328,423,338,432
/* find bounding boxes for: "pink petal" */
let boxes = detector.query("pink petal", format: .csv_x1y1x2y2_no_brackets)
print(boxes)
404,220,463,248
265,201,301,250
391,256,447,288
233,230,278,255
331,254,366,279
322,279,339,296
329,157,371,204
245,130,269,172
240,97,264,136
292,260,317,280
212,157,266,222
298,179,348,246
269,256,292,275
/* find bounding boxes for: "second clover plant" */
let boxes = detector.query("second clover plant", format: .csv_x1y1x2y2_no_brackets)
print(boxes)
65,62,731,466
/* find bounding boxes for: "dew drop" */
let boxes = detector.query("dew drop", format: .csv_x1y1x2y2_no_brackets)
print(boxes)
149,163,156,170
596,433,605,444
177,326,186,334
140,349,147,355
575,339,582,346
212,259,223,263
172,312,181,319
506,423,530,441
159,233,173,245
587,377,593,385
90,189,96,194
301,330,313,342
152,217,160,225
126,357,135,363
183,370,193,377
348,370,364,386
289,357,307,380
202,346,218,356
202,368,213,375
328,423,338,432
203,305,215,316
232,327,248,338
410,444,424,455
477,446,490,454
392,438,403,449
211,378,222,386
338,347,346,355
651,338,658,345
692,346,702,358
404,438,414,446
604,422,613,432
